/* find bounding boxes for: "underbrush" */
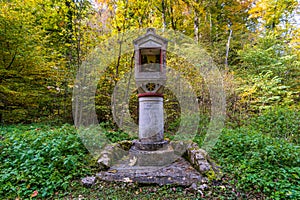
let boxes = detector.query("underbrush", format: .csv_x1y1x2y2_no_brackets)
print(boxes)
0,107,299,199
248,107,299,144
211,107,300,199
0,124,93,199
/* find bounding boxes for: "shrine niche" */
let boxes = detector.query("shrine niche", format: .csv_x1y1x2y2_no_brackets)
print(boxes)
133,28,167,94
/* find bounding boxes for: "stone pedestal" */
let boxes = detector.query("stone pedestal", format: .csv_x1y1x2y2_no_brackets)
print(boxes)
96,157,204,186
85,141,219,187
129,144,175,166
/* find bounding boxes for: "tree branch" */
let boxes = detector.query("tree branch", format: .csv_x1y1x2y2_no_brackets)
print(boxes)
5,52,16,70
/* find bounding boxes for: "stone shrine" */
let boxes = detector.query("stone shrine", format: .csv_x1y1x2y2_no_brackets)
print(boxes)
82,28,219,188
129,28,175,166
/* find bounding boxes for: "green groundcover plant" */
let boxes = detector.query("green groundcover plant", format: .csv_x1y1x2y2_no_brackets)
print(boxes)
0,124,93,198
212,127,300,199
249,107,299,144
0,107,299,199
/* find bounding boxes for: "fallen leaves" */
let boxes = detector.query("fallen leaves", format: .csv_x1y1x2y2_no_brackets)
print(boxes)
31,190,38,198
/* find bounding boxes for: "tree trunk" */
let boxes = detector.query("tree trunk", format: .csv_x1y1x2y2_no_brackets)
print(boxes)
225,29,233,69
209,12,213,47
193,0,199,43
194,14,199,43
162,0,167,31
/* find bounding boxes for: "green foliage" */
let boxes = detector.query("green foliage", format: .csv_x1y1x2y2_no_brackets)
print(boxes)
249,107,299,144
0,0,299,124
0,124,92,198
212,108,300,198
238,33,300,81
237,71,296,113
66,180,205,199
230,32,300,117
104,128,136,143
248,0,298,30
0,0,53,123
0,0,94,124
0,0,299,199
165,113,209,145
212,127,300,199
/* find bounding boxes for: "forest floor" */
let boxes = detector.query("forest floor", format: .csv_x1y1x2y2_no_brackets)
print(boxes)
61,177,265,200
1,115,299,199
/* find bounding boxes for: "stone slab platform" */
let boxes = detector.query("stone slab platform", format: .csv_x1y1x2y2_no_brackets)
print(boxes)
96,157,203,186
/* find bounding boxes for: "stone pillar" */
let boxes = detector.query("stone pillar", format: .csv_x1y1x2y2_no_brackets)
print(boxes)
130,93,175,167
139,96,164,142
134,94,168,151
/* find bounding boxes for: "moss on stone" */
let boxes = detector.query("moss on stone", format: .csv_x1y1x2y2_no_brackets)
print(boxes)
204,168,216,181
117,140,133,151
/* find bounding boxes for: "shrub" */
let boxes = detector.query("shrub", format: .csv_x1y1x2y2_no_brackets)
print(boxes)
237,71,296,114
249,107,299,144
212,128,300,199
0,124,92,198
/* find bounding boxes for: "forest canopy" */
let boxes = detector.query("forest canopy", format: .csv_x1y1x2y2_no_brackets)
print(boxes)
0,0,299,124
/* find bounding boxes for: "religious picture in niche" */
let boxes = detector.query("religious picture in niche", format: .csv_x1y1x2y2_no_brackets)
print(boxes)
140,48,161,72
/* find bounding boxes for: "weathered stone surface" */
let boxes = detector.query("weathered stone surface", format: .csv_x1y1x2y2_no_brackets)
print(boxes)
97,143,128,170
186,144,222,179
81,176,96,187
133,139,168,151
198,183,209,191
97,153,110,170
138,97,164,144
169,141,199,156
96,157,203,186
169,140,189,156
198,161,211,172
190,183,198,191
187,148,211,173
169,141,221,177
118,140,133,151
85,140,220,187
129,144,176,166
